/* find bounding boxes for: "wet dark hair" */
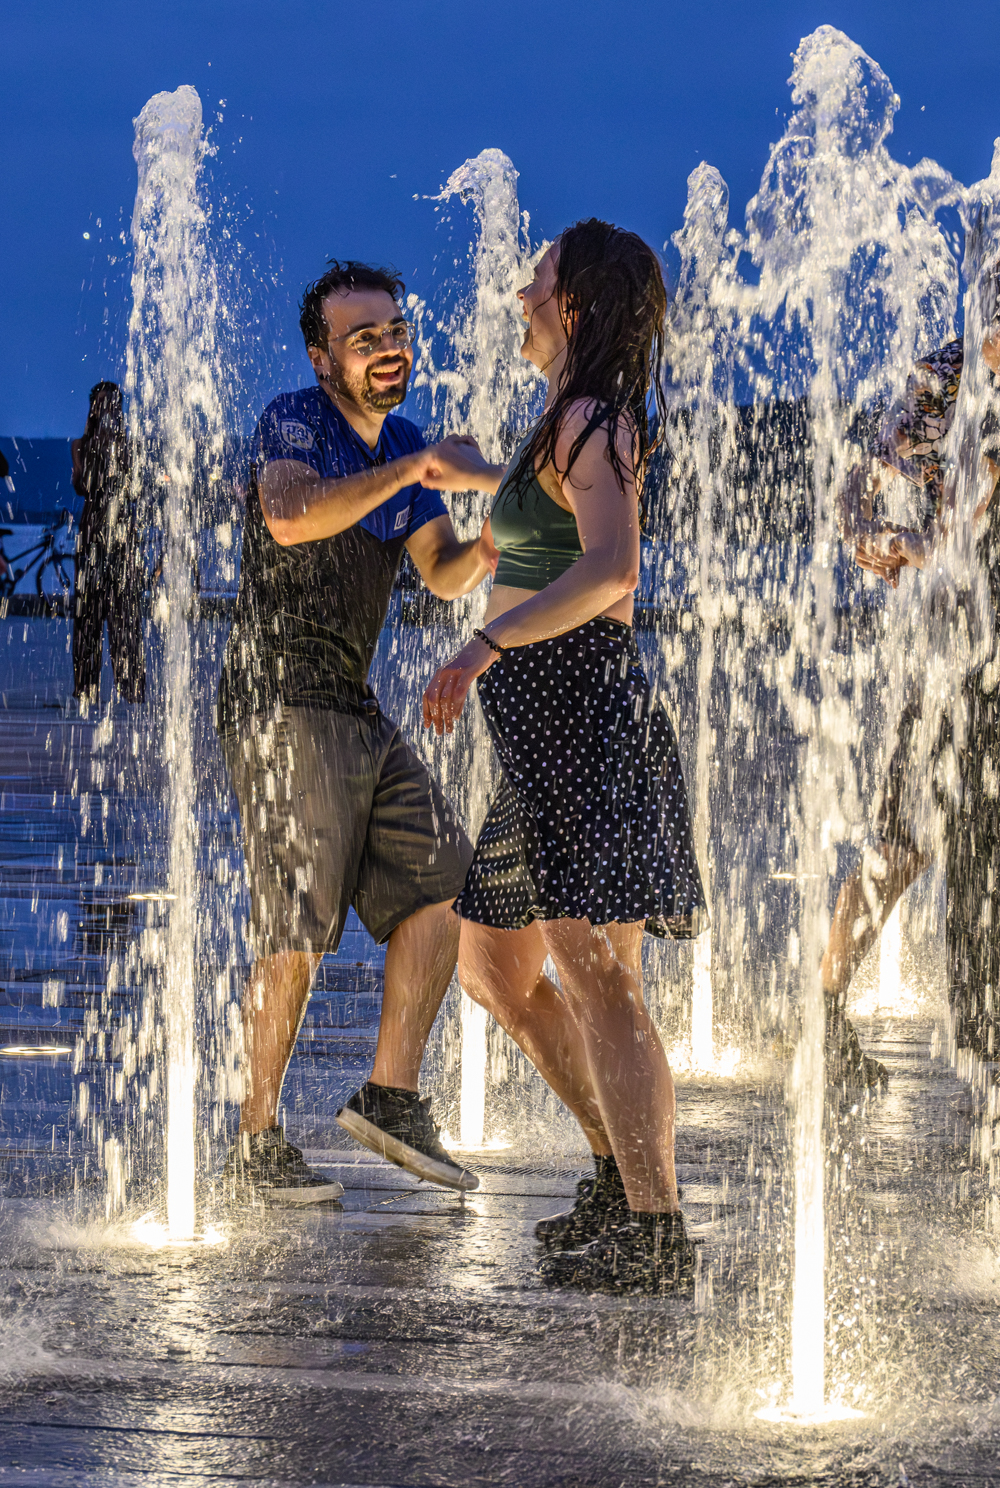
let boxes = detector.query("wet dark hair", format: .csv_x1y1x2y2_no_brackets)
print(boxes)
80,382,128,493
509,219,668,510
85,381,123,431
299,261,406,351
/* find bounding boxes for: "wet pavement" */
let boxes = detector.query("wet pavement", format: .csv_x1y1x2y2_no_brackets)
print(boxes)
2,617,1000,1486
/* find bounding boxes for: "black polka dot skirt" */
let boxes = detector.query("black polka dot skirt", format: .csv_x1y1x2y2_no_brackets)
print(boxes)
455,618,708,939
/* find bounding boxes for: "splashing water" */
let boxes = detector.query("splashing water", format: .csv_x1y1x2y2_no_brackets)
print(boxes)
37,28,1000,1434
126,85,223,1239
749,25,955,1420
937,143,1000,1221
408,150,542,1147
667,26,962,1416
430,148,539,462
669,162,741,1073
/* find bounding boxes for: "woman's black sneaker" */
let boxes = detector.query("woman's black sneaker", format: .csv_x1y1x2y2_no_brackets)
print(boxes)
222,1126,344,1206
336,1081,479,1191
535,1156,630,1251
539,1211,698,1295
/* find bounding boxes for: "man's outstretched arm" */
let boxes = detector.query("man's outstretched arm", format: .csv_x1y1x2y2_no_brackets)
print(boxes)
260,456,420,547
259,436,504,548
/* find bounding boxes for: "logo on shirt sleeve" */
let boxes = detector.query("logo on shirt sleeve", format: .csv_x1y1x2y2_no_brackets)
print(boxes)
394,505,412,532
279,420,316,452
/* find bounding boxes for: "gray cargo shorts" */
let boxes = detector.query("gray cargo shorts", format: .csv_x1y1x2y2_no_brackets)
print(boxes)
221,702,473,958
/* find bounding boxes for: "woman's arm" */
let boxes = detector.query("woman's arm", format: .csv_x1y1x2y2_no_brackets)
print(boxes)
882,453,1000,572
488,405,639,644
836,459,881,542
423,406,640,734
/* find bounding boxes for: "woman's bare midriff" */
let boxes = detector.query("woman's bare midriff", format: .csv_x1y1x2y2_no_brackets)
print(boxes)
484,584,635,628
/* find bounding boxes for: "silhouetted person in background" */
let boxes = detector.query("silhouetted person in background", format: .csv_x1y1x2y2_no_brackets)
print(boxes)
71,382,145,704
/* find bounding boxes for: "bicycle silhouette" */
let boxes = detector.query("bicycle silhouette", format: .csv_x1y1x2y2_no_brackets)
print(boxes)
0,511,76,599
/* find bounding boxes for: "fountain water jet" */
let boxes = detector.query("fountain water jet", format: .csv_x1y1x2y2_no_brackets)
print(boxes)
933,149,1000,1226
419,149,541,1147
666,26,958,1416
746,27,955,1418
668,161,741,1074
126,85,223,1240
878,898,903,1007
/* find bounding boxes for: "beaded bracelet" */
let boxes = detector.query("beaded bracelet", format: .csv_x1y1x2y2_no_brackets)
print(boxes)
473,627,504,655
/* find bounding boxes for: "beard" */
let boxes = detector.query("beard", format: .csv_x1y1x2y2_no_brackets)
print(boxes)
329,357,409,413
364,362,409,411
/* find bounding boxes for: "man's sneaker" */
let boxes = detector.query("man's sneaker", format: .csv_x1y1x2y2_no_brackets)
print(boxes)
825,994,889,1092
535,1157,630,1251
222,1126,344,1207
539,1211,698,1295
336,1082,479,1192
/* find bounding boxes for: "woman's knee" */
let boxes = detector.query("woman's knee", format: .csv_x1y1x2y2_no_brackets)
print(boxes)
458,925,541,1025
457,927,505,1013
545,937,644,1021
544,922,618,986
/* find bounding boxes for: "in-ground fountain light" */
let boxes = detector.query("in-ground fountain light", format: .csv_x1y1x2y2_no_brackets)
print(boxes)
126,84,223,1241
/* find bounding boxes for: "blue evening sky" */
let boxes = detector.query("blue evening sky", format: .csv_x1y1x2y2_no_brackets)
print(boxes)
3,0,1000,436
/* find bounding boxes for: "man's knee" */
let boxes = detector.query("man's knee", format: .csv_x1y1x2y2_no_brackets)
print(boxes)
457,933,488,1005
882,841,931,884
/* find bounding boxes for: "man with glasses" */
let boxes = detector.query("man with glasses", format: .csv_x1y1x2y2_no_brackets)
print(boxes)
216,260,504,1203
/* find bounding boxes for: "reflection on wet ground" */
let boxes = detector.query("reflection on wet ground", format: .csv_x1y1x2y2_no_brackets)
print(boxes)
1,621,1000,1486
3,1039,1000,1487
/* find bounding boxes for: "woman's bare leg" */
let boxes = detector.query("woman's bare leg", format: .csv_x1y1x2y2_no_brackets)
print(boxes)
458,918,612,1154
542,918,679,1214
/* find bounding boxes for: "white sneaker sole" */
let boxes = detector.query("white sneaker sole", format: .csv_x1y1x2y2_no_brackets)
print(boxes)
335,1109,479,1191
266,1179,345,1207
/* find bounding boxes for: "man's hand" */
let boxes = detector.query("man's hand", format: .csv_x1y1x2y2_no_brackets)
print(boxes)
418,435,504,494
887,530,931,570
854,540,903,588
423,635,498,735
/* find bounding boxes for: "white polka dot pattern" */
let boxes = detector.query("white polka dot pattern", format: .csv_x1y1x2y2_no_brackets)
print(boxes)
456,619,707,939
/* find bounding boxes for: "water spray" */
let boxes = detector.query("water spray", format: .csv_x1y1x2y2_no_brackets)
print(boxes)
127,85,223,1240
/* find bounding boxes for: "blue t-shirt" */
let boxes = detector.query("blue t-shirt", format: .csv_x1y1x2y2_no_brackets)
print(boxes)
256,387,446,542
217,386,447,726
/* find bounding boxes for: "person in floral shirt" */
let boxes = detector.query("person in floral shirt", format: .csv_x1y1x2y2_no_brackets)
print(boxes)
824,323,1000,1086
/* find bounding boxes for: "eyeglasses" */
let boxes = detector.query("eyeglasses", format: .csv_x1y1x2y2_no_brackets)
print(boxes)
330,320,416,357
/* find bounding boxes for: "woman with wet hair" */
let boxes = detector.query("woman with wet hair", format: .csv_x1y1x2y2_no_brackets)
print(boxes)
424,219,707,1294
71,381,145,704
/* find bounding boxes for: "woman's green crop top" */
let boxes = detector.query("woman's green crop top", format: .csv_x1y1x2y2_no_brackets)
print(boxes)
490,433,582,590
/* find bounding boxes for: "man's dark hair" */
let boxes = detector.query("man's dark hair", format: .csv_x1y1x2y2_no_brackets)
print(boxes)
299,261,406,351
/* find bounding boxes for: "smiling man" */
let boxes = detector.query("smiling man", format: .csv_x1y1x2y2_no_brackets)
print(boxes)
216,260,503,1204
